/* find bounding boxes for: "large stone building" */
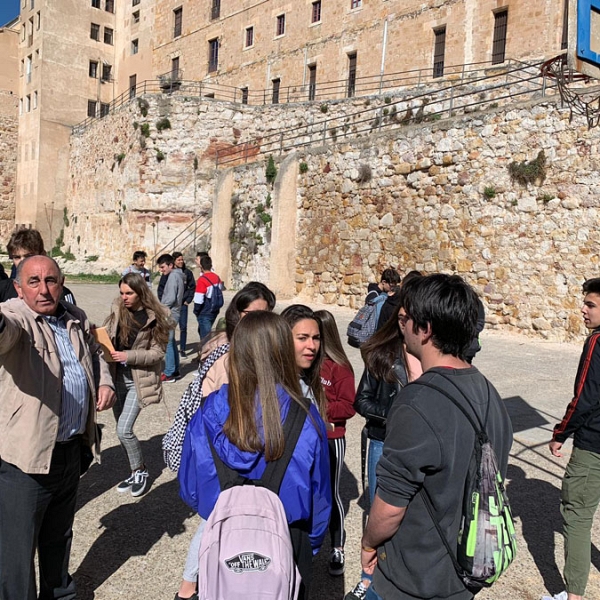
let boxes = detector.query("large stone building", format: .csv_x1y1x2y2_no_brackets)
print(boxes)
10,0,570,244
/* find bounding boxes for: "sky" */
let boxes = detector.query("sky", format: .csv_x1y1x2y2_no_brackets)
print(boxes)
0,0,20,27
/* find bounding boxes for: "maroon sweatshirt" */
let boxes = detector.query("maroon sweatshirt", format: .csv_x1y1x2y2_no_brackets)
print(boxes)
320,358,356,439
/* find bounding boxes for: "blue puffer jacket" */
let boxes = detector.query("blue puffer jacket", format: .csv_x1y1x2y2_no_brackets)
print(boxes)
178,384,332,554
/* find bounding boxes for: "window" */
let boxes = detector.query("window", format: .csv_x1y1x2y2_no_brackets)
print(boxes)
104,26,114,44
133,10,140,23
33,91,37,109
87,100,97,117
28,18,33,46
241,87,248,104
89,60,98,78
21,24,25,41
30,0,34,8
272,78,280,104
276,14,285,36
131,38,139,54
308,64,317,101
347,52,357,97
36,11,40,29
211,0,220,20
208,38,219,72
20,59,24,77
26,95,31,112
171,56,180,79
133,0,140,5
90,23,100,40
129,74,137,99
105,0,114,13
19,98,23,116
102,63,112,81
311,1,321,23
433,27,446,78
491,9,508,64
245,26,254,48
173,7,182,38
351,0,362,8
100,102,110,117
91,0,100,7
26,55,32,83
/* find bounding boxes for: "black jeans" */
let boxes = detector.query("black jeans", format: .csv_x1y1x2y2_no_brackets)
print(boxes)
0,438,81,600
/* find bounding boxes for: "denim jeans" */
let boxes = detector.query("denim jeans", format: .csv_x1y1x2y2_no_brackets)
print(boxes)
368,438,384,506
196,314,216,342
365,584,383,600
164,329,179,376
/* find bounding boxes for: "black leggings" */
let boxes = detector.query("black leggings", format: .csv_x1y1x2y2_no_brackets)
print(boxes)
328,437,347,548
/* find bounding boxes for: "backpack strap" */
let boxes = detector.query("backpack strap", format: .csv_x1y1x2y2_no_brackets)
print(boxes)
410,378,491,590
260,399,308,495
208,398,309,494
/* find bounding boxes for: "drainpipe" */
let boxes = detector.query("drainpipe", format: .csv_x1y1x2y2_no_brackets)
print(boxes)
379,17,389,93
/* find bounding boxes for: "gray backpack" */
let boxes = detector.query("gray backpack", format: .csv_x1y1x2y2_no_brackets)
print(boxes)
197,401,307,600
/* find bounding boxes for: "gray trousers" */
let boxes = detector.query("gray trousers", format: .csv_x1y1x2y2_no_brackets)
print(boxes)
113,366,144,471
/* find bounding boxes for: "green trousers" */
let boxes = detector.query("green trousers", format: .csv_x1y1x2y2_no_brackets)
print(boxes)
561,446,600,596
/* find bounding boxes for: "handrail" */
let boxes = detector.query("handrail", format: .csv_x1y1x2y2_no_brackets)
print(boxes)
150,214,211,271
72,57,539,133
214,59,554,167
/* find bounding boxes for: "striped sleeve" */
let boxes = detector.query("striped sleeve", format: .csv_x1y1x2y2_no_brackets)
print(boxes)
553,332,600,443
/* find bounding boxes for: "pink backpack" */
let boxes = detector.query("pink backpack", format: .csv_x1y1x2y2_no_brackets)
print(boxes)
197,401,307,600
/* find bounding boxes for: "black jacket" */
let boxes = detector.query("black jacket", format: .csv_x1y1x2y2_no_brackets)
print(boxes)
354,359,408,441
554,329,600,453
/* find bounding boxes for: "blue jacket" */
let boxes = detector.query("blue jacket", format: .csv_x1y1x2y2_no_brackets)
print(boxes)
178,384,332,554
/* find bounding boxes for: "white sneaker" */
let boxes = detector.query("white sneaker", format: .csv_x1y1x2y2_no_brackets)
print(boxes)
541,592,568,600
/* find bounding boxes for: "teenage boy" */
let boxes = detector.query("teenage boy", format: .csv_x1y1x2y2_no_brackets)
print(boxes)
193,255,223,340
157,254,184,383
547,277,600,600
122,250,152,288
359,274,512,600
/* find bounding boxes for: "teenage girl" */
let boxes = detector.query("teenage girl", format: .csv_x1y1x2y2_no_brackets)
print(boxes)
315,309,356,577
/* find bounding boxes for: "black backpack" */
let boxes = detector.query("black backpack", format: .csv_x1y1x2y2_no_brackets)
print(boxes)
415,378,516,594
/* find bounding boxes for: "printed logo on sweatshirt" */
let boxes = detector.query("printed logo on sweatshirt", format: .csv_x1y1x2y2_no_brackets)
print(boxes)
320,376,332,388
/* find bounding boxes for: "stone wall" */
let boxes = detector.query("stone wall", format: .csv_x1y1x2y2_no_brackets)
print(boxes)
0,90,17,243
66,84,600,340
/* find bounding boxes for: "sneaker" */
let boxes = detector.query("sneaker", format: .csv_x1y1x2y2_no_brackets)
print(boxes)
116,472,136,493
329,547,345,576
541,593,568,600
161,373,178,383
345,580,370,600
130,469,149,497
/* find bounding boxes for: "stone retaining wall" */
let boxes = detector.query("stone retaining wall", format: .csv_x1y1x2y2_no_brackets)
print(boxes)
0,90,17,242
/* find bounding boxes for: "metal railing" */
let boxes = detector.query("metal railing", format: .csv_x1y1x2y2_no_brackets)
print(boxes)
73,58,538,134
214,60,557,167
150,214,211,271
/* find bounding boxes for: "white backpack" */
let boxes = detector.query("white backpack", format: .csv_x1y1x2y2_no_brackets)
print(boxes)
197,401,307,600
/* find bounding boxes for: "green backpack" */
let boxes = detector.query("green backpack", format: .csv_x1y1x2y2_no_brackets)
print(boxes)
416,378,516,594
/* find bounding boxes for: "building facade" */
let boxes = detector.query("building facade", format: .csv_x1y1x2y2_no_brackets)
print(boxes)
12,0,569,243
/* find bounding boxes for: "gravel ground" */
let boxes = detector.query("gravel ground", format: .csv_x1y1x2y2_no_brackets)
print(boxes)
63,283,600,600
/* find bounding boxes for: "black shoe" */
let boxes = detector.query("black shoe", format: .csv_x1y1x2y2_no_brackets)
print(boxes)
329,547,345,576
174,594,198,600
130,469,149,497
345,579,369,600
116,472,136,493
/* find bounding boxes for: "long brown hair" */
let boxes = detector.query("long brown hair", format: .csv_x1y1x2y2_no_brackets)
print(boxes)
224,311,306,461
280,304,327,419
104,272,172,349
314,310,353,373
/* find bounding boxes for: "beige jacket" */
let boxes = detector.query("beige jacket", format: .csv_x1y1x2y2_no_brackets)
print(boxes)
0,299,113,474
105,304,166,407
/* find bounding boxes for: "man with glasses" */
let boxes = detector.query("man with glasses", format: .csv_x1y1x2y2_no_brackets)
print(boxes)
360,274,512,600
0,229,76,304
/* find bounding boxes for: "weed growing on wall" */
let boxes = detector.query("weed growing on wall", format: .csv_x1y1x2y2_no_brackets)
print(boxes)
508,150,547,186
266,155,277,184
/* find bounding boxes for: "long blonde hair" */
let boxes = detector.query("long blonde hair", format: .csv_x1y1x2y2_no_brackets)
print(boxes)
224,311,307,461
104,272,172,349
